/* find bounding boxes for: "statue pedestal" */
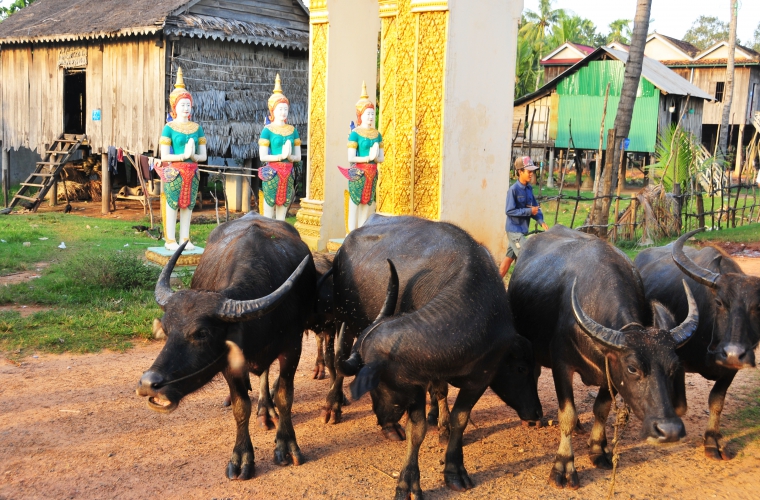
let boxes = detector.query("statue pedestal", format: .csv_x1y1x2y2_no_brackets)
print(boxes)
145,246,204,267
326,238,344,253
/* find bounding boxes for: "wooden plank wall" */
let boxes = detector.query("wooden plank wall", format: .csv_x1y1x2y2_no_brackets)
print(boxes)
692,66,751,125
0,38,164,155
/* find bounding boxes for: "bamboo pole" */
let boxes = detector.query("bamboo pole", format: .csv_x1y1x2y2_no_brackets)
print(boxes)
101,153,111,214
612,147,626,241
595,83,611,195
553,149,565,226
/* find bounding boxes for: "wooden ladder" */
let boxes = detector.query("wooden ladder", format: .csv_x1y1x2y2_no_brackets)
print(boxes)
1,134,86,214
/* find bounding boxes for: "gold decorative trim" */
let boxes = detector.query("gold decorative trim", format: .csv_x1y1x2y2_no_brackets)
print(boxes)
258,139,270,147
378,0,398,18
347,141,358,149
167,121,200,134
294,138,302,147
197,137,206,145
377,14,397,213
308,22,328,201
310,0,328,24
266,124,295,136
410,0,448,12
326,239,343,253
159,137,172,146
353,127,379,139
295,199,324,251
145,249,202,267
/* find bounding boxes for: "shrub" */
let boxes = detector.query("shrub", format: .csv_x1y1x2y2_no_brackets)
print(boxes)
62,250,159,290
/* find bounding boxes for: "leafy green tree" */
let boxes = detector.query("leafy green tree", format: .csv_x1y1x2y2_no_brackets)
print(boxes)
522,0,566,90
607,19,632,44
683,15,733,50
751,22,760,52
0,0,35,20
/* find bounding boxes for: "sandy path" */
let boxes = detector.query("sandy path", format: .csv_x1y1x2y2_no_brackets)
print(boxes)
0,334,758,500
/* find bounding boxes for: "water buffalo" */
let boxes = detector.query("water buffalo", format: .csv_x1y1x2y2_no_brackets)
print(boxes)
508,225,698,489
335,215,542,498
635,228,760,459
136,214,316,480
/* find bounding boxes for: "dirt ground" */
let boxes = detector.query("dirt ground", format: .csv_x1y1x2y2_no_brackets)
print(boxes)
0,334,759,500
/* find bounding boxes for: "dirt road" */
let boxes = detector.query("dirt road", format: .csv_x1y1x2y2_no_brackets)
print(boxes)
1,333,758,500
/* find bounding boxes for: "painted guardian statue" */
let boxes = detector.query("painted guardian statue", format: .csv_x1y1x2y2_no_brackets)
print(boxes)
258,74,302,220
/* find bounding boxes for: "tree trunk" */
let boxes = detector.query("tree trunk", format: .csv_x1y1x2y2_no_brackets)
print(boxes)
591,0,651,237
718,0,738,157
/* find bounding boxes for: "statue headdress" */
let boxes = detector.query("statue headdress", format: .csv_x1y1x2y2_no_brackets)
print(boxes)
168,67,193,120
355,81,375,126
267,73,290,122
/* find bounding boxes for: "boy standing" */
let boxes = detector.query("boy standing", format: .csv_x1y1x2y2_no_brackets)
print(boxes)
499,156,548,278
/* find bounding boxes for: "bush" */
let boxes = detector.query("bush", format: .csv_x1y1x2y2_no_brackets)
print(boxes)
62,250,160,290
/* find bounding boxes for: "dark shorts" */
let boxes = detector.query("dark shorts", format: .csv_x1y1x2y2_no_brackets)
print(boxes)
506,232,527,259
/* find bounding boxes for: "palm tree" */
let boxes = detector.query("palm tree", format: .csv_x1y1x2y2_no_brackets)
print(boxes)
592,1,651,236
522,0,565,90
607,19,632,44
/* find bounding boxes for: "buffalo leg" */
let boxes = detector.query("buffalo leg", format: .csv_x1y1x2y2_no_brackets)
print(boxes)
427,381,451,445
394,388,427,500
223,370,255,480
443,385,484,491
313,331,326,380
549,365,580,489
587,385,613,469
272,344,305,466
704,371,736,460
322,326,350,424
256,368,278,430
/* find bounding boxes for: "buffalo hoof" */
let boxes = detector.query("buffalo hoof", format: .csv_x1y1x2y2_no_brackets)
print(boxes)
222,395,231,407
381,422,406,441
274,443,305,467
443,465,474,491
573,419,587,435
589,451,613,469
548,458,580,490
395,466,423,500
438,427,450,446
426,410,439,427
320,407,342,424
704,432,729,460
313,364,326,380
226,460,254,481
522,419,543,429
257,414,277,431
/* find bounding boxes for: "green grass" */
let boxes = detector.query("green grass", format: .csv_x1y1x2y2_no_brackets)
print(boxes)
0,212,221,358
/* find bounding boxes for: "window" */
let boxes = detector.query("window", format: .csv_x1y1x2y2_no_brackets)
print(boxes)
715,81,725,102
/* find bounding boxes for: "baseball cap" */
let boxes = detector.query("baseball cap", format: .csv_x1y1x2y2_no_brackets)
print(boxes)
514,156,539,171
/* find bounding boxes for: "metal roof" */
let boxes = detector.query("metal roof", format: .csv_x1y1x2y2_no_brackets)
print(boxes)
515,46,714,106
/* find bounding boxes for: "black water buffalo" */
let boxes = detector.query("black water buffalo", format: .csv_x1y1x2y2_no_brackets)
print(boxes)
508,225,699,489
335,215,542,498
635,228,760,459
136,214,316,480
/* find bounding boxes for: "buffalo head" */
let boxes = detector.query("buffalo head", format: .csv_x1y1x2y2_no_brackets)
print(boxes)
136,242,310,413
673,228,760,369
571,278,698,443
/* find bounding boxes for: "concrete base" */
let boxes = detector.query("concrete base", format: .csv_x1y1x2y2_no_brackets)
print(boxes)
145,246,204,267
326,238,344,253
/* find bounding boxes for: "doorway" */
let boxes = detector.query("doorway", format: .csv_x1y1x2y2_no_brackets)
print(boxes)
63,69,86,135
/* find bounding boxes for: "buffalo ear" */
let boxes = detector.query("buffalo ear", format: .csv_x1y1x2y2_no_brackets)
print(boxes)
152,318,166,340
652,301,677,331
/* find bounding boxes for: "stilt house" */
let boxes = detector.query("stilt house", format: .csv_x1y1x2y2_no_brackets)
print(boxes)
0,0,309,210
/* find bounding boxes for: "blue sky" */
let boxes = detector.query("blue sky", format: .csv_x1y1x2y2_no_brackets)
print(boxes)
523,0,760,47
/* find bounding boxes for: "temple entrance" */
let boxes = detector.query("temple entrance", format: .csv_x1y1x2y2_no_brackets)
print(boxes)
63,69,86,135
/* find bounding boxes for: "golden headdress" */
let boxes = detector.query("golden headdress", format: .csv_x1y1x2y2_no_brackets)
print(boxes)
267,73,290,122
355,81,375,126
169,67,193,120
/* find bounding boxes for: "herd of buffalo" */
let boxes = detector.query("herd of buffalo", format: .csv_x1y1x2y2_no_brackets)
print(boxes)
135,213,760,498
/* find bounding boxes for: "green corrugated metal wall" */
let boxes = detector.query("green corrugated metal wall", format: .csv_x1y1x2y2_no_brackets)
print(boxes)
554,60,660,152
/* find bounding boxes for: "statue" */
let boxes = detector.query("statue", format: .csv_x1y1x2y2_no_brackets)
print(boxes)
156,68,207,251
339,82,384,232
258,74,301,220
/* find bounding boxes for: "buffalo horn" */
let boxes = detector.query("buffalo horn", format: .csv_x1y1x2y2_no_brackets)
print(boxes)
154,241,189,309
216,255,310,322
316,266,334,291
670,280,699,347
374,259,399,322
338,322,363,376
571,278,626,351
672,228,719,288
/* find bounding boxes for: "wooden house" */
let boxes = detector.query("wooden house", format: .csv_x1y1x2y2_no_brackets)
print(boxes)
513,46,713,165
0,0,309,210
540,42,595,82
641,34,760,162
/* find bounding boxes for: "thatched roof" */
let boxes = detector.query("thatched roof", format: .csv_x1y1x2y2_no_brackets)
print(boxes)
0,0,309,47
